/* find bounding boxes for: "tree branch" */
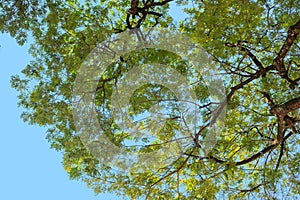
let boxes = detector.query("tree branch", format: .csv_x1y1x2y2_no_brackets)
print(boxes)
207,131,294,166
260,92,299,143
210,64,275,125
145,0,174,8
126,0,174,29
270,96,300,116
240,183,263,193
225,42,265,70
273,19,300,89
274,19,300,69
275,141,284,170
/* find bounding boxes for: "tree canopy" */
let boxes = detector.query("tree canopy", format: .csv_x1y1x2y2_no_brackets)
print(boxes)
4,0,300,199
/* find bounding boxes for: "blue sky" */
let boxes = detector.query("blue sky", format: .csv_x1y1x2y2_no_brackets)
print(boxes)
0,33,120,200
0,4,187,200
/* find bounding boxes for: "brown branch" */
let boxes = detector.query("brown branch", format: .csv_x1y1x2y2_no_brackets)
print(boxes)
273,19,300,89
145,0,174,8
198,26,300,149
195,65,275,146
276,116,284,142
225,42,264,70
275,141,284,170
270,96,300,116
240,183,263,193
128,0,140,16
131,0,140,8
285,115,300,134
208,155,226,164
260,91,275,107
274,19,300,69
235,142,278,166
207,131,294,166
260,92,300,142
126,13,132,29
126,0,173,29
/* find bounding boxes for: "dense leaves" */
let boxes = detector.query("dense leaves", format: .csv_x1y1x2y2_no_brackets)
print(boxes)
4,0,300,199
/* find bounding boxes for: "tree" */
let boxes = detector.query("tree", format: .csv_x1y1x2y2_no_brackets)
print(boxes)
5,0,300,199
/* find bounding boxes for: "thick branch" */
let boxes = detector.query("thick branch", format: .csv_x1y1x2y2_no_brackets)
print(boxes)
276,116,284,142
274,19,300,69
127,0,173,29
130,0,139,13
273,19,300,89
260,92,299,142
270,96,300,116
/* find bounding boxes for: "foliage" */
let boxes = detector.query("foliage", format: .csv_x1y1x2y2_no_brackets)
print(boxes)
4,0,300,199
